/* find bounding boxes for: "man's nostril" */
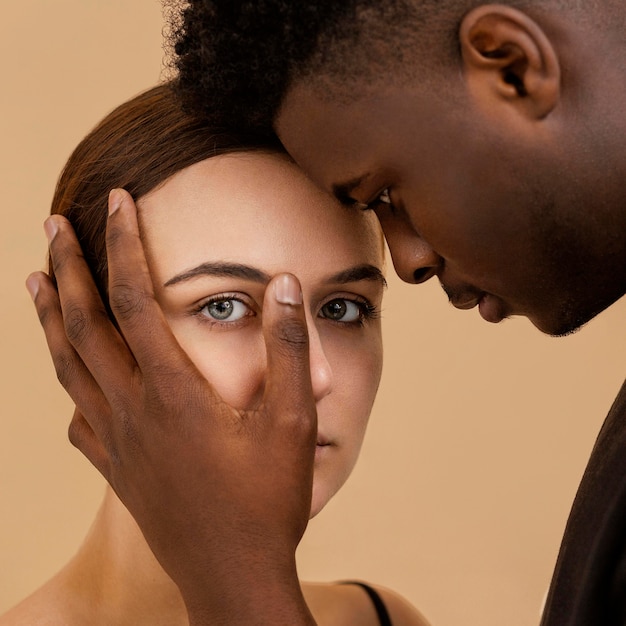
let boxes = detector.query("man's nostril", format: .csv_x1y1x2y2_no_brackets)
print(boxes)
412,266,435,284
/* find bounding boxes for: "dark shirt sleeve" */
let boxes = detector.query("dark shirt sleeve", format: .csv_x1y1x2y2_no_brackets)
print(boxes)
541,379,626,626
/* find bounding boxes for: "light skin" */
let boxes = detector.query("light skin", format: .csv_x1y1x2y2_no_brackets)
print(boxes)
26,4,626,625
137,152,385,520
20,151,428,626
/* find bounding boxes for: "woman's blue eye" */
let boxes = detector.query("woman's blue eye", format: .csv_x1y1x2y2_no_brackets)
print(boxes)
201,298,249,322
320,299,362,323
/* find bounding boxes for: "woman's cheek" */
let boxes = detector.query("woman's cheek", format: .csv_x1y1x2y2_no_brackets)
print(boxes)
327,326,383,404
168,320,267,409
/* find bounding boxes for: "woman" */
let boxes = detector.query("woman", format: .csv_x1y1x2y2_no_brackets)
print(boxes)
2,83,429,626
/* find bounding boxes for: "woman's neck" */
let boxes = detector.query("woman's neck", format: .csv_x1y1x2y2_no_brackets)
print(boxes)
45,489,361,626
62,486,188,626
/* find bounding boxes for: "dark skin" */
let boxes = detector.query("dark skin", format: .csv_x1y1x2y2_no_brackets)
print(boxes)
275,5,626,337
26,3,626,625
27,189,317,626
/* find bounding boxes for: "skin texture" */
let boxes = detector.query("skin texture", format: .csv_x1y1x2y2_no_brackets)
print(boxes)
28,190,319,626
137,152,385,519
0,492,430,626
26,3,626,625
275,6,626,337
9,151,437,626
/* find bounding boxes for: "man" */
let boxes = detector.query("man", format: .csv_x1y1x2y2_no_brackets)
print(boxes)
27,1,626,624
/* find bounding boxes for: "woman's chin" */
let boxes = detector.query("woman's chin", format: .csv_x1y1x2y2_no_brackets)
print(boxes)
308,483,330,520
308,495,325,520
309,479,343,520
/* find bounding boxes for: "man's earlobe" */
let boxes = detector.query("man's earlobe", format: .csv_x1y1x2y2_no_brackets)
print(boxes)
459,4,560,119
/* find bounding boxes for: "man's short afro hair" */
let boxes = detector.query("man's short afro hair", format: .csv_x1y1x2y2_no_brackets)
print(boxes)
169,0,435,136
168,0,591,136
170,1,350,135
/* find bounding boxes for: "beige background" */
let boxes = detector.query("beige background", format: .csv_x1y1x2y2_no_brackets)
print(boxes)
1,2,625,625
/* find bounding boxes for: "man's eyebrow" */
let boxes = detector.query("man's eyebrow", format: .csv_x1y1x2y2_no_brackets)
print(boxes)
332,174,369,206
327,264,387,288
164,262,271,287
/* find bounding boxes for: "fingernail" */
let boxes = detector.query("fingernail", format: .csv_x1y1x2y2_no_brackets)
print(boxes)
25,274,40,301
43,217,59,242
274,274,303,305
109,189,123,215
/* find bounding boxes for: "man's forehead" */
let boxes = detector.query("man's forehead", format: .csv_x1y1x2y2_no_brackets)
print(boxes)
275,86,381,189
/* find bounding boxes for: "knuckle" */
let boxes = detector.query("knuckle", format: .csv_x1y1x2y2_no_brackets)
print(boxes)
47,237,73,276
53,348,77,388
63,304,91,346
34,294,58,328
68,415,115,478
273,317,309,354
108,280,149,322
67,415,85,450
105,221,126,255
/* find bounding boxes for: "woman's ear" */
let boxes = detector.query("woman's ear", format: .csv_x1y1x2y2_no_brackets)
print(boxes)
459,4,560,120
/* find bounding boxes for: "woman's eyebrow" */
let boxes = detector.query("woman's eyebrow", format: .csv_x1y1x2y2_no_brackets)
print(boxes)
327,264,387,288
164,262,270,287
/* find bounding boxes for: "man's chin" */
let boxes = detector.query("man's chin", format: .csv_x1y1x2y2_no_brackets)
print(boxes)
530,309,589,338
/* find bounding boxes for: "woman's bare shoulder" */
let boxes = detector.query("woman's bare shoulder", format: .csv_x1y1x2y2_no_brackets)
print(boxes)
302,580,431,626
369,582,431,626
0,575,82,626
0,595,70,626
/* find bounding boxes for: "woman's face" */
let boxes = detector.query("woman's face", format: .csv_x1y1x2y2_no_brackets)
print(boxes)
138,152,384,518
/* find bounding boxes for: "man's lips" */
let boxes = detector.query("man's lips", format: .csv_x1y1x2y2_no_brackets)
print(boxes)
446,287,508,324
450,295,481,310
478,293,508,323
440,279,480,309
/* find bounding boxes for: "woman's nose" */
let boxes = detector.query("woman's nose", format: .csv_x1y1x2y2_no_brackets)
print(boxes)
308,325,333,402
377,210,441,284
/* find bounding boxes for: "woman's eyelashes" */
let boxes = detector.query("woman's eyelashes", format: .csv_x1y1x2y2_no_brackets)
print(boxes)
193,294,256,326
203,297,249,321
319,297,380,326
191,293,379,328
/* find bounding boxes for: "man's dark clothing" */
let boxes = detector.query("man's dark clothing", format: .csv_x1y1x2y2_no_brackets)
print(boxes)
542,380,626,625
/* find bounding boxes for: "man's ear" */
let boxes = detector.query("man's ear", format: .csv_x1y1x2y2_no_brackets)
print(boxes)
459,4,560,119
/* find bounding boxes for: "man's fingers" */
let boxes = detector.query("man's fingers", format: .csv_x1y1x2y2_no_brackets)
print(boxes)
26,271,113,441
68,409,111,481
262,274,317,444
261,273,316,542
107,189,218,404
45,214,137,397
106,190,215,385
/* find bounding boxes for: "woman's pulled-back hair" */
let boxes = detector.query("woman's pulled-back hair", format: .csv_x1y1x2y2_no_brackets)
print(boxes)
49,82,280,300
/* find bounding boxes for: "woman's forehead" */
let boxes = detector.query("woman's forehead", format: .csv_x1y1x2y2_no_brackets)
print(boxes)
138,152,384,281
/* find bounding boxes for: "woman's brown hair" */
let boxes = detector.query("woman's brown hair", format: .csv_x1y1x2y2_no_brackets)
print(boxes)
49,82,280,300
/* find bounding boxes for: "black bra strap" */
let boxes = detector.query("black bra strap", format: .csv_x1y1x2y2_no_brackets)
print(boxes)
340,581,393,626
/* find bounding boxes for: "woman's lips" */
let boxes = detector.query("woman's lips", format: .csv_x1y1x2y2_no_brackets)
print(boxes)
315,436,332,460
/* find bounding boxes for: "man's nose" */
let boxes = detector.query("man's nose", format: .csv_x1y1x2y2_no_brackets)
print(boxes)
377,210,441,284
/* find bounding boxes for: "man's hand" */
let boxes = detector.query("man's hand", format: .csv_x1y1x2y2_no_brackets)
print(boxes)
26,189,317,625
